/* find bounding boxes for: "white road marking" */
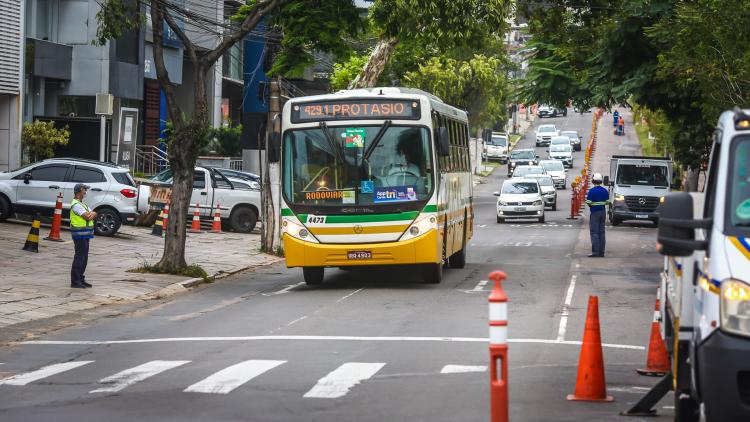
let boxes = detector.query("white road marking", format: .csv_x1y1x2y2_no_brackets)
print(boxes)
184,360,286,394
440,365,487,374
262,282,304,296
286,315,308,326
336,288,364,303
303,362,385,399
20,336,644,350
477,224,487,228
0,361,94,386
90,360,190,393
556,275,577,342
471,280,488,292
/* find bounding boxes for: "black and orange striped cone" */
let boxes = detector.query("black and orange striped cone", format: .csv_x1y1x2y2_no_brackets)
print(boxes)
23,215,41,252
151,208,165,237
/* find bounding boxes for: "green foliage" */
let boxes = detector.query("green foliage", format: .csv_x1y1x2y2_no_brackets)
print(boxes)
130,262,211,281
203,125,243,157
93,0,144,46
330,54,369,91
21,121,70,161
402,55,509,131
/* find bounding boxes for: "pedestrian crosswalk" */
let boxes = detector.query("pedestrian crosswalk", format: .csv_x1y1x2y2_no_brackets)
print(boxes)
0,359,485,398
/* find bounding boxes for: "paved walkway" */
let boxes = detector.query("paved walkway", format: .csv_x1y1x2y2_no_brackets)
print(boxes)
0,222,281,329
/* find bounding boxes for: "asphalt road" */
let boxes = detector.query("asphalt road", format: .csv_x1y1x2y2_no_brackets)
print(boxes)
0,111,673,422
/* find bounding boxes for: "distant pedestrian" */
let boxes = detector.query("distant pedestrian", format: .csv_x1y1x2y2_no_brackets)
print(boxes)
617,116,625,135
70,184,96,288
613,110,620,127
586,173,609,257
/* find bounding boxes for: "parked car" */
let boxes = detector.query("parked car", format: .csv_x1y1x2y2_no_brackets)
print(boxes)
538,160,567,189
548,144,574,168
140,167,261,233
507,149,539,177
494,178,545,223
560,130,582,151
526,174,557,210
483,133,509,163
0,158,139,236
535,124,559,147
511,165,546,179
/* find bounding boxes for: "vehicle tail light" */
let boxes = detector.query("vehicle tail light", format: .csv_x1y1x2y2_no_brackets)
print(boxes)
120,188,137,198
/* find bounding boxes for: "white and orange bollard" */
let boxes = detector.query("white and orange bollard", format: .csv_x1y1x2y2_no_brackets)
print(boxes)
489,270,508,422
162,204,170,235
44,192,64,242
210,204,222,233
188,203,203,233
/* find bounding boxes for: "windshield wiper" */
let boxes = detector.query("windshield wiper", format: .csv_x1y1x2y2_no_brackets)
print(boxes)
364,120,392,161
319,122,345,165
735,222,750,227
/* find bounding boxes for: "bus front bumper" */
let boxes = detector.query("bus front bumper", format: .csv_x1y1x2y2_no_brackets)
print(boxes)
283,230,441,268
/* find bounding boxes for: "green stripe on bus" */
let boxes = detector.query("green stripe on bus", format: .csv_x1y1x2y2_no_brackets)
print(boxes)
297,211,419,224
422,204,438,213
281,208,294,216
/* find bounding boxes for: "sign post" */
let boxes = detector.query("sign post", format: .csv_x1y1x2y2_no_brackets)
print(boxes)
95,93,114,162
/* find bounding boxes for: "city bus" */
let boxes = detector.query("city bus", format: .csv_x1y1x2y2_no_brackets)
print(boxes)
279,87,473,285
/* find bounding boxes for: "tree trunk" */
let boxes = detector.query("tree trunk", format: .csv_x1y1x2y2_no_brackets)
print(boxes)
348,37,399,89
262,78,281,253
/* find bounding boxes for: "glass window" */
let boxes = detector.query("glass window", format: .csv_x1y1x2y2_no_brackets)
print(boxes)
112,172,136,187
489,136,508,146
58,96,96,118
30,165,69,181
151,169,172,182
193,171,206,189
510,150,535,160
283,125,433,207
728,136,750,236
502,182,539,194
540,161,564,171
550,145,572,152
616,164,669,187
72,166,106,183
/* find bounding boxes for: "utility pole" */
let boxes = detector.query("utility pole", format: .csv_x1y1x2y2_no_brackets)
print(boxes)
262,76,282,253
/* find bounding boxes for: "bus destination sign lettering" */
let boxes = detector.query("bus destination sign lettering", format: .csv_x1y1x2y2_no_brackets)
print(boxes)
292,99,420,123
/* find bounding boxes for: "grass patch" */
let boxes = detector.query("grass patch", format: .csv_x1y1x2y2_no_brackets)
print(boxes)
634,122,659,156
129,262,211,282
509,134,522,146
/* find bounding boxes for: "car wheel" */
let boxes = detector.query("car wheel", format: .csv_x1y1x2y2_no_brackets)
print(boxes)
539,215,545,223
302,267,324,285
611,216,621,226
423,262,443,284
552,202,557,211
674,391,700,422
94,208,121,236
0,195,11,221
497,216,504,223
229,206,258,233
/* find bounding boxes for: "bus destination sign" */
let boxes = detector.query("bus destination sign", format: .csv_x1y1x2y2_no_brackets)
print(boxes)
292,99,420,123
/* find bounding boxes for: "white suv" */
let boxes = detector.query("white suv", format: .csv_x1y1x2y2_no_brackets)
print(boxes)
0,158,139,236
494,178,545,223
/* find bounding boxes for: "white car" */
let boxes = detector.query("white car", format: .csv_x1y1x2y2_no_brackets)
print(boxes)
0,158,139,235
494,178,545,223
549,136,572,148
526,174,557,210
535,124,559,146
548,144,574,168
511,165,546,179
538,105,566,118
483,133,509,163
539,160,567,189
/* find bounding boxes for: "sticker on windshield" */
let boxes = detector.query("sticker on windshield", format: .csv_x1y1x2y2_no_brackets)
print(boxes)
737,199,750,219
374,186,418,203
342,190,356,204
360,180,374,194
343,128,365,148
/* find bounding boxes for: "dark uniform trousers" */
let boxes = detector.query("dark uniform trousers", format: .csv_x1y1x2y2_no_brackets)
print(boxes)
589,210,606,256
71,238,90,284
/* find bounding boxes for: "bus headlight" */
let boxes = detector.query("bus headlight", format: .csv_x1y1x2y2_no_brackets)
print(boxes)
282,218,319,243
720,279,750,337
399,214,437,241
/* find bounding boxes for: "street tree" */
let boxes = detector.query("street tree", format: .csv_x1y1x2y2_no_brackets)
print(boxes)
95,0,362,271
349,0,509,88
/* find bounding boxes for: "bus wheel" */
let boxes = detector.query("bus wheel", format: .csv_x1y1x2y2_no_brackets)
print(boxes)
674,392,699,422
449,235,467,269
423,263,443,284
303,267,324,285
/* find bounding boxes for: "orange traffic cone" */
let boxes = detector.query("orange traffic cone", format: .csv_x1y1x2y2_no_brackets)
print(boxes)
189,203,203,233
162,204,170,235
636,298,670,376
567,296,614,402
210,204,222,233
44,192,64,242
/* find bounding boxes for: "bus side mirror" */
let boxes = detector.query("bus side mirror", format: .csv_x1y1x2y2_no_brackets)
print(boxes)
23,173,32,184
437,127,450,157
268,131,281,163
657,192,709,257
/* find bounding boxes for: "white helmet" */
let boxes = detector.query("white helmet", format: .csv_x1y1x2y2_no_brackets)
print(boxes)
592,173,603,182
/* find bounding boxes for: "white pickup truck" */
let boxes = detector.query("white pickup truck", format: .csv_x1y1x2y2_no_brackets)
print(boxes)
138,167,261,233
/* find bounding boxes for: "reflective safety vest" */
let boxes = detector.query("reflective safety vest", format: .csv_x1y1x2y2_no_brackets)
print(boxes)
70,199,94,239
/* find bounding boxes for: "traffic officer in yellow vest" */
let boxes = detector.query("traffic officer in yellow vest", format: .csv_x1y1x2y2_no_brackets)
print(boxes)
70,183,96,288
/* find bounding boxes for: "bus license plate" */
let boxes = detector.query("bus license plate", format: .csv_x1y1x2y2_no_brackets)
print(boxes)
636,214,649,219
514,207,526,212
347,251,372,260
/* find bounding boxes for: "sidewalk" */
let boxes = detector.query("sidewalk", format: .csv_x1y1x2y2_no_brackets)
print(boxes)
0,222,282,329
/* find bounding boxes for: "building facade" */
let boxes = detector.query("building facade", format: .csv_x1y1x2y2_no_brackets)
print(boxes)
0,0,24,172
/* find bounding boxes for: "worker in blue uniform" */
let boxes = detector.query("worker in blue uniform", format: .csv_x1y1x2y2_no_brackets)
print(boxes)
586,173,609,257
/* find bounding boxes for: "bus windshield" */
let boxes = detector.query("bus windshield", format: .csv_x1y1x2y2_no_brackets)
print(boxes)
729,136,750,235
283,125,434,207
616,164,668,186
